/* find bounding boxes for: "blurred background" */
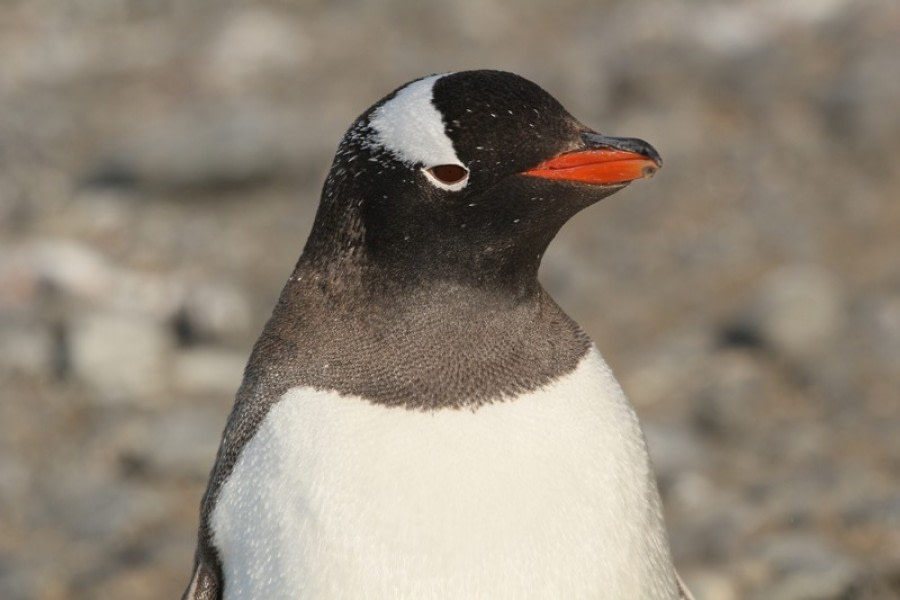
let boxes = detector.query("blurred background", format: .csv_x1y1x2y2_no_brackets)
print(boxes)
1,0,899,598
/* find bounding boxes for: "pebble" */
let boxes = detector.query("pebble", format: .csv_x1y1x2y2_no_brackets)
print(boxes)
175,281,253,345
682,569,740,600
138,406,224,479
643,422,705,483
204,7,312,93
92,104,301,189
748,534,861,600
746,264,846,363
68,311,172,405
171,347,247,397
5,239,114,306
692,350,768,438
866,294,900,368
621,328,710,407
38,455,168,541
0,323,53,376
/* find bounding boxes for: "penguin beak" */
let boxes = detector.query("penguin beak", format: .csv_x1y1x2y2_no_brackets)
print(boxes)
522,132,662,185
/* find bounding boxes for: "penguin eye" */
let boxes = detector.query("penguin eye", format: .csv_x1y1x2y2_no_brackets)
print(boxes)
424,164,469,188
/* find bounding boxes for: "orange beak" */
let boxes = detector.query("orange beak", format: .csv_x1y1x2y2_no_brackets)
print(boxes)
523,132,662,185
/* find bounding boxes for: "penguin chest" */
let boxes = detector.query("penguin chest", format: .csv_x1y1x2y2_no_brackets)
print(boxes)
211,350,677,599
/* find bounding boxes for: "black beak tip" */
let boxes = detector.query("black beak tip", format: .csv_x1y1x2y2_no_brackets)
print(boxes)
580,132,663,168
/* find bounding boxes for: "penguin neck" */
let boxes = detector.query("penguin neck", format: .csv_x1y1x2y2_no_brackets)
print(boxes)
290,245,543,316
260,253,590,409
253,208,589,409
297,190,557,304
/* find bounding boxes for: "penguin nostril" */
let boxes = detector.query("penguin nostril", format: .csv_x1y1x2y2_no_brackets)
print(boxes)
642,164,659,178
426,164,468,185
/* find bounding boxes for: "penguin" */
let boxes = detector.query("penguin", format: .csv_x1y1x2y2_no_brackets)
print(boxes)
183,70,693,600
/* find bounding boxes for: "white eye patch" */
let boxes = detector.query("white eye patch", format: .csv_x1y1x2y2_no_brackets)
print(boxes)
369,74,468,190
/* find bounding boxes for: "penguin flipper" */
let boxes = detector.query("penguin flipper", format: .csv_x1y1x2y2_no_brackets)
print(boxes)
182,559,220,600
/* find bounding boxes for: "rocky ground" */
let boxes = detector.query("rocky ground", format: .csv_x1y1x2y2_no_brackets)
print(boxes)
1,1,899,598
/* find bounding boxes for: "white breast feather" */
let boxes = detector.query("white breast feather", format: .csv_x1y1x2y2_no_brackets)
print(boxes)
211,348,678,599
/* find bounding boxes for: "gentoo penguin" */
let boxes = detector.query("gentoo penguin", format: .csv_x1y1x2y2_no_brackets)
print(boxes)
183,70,692,600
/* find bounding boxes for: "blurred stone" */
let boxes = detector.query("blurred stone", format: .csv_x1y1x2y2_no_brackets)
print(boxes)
0,323,53,376
866,293,900,368
841,491,900,530
1,238,190,323
50,468,169,541
693,350,767,437
682,569,739,600
666,471,719,514
7,239,114,305
0,556,53,600
70,186,134,244
204,8,312,93
687,0,852,55
749,534,861,600
69,312,172,405
175,281,252,345
0,454,31,517
824,36,900,161
746,264,846,363
621,328,709,407
139,406,223,479
644,422,705,483
171,347,246,397
92,104,302,189
105,268,186,323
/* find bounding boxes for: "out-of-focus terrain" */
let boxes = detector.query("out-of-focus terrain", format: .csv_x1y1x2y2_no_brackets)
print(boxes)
1,1,899,598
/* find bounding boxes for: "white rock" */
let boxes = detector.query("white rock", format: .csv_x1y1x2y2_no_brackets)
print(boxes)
139,406,224,479
681,569,740,600
751,264,846,361
751,534,860,600
205,8,312,93
106,268,185,322
0,324,54,376
9,239,114,304
643,422,705,481
1,238,184,321
171,347,246,397
106,105,298,188
69,312,172,405
178,281,252,344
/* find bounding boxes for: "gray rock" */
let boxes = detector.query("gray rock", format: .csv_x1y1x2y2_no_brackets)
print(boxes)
0,454,32,517
749,534,861,600
102,268,186,323
693,350,768,437
175,281,252,345
6,239,114,305
865,293,900,368
171,347,246,397
680,569,740,600
138,406,224,479
203,7,313,94
69,311,172,405
96,104,304,188
620,328,710,408
37,454,167,542
643,422,706,483
0,323,53,376
747,264,846,362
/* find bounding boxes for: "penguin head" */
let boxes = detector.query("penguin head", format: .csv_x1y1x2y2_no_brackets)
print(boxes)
305,70,661,291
